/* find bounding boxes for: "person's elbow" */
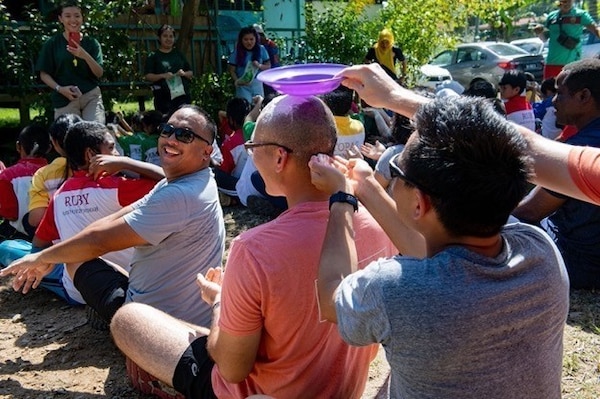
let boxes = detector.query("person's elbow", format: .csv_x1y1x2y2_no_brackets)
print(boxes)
318,280,340,324
217,365,252,384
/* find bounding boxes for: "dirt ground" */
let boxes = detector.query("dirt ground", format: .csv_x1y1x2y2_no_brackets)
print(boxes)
2,205,600,398
0,206,389,399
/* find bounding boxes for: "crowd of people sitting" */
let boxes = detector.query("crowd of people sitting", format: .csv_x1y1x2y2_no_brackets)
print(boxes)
2,10,600,395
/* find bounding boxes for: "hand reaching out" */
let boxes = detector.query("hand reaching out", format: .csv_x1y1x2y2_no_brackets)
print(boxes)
360,141,386,161
196,267,223,306
0,253,55,294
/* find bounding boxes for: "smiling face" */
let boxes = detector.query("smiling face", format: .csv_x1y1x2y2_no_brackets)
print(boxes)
159,28,175,50
59,6,83,34
158,108,213,180
242,33,256,50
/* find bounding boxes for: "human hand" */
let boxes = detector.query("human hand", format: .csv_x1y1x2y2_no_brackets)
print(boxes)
164,72,175,80
58,85,81,101
308,154,351,195
360,140,386,161
338,64,402,109
0,253,55,294
252,60,261,68
88,154,124,180
196,267,223,306
345,144,364,160
235,78,249,87
251,95,264,107
66,41,82,57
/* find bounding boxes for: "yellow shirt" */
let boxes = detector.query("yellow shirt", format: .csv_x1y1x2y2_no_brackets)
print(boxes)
28,157,69,211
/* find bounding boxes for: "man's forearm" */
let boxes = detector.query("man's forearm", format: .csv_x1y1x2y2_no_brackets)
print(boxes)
318,202,357,323
356,176,425,257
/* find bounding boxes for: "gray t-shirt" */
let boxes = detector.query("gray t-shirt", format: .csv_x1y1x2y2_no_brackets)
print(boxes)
123,168,225,326
336,223,569,399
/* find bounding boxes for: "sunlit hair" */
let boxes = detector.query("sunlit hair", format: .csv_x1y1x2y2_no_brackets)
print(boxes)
403,96,532,237
235,26,261,67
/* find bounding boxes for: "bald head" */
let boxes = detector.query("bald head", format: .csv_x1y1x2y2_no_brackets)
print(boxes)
255,95,337,163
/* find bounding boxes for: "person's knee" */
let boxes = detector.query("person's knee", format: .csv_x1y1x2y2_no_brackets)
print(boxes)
111,302,148,344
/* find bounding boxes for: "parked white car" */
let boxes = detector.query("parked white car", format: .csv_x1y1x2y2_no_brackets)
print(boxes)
582,32,600,59
415,64,453,91
510,37,548,58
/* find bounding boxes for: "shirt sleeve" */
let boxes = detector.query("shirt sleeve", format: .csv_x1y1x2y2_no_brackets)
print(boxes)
568,145,600,204
581,10,595,26
260,45,269,64
123,181,189,246
219,236,264,335
35,198,59,242
393,47,405,62
0,179,18,220
365,47,376,61
335,262,392,347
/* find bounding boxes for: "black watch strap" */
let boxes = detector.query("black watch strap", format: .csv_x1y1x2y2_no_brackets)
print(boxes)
329,191,358,212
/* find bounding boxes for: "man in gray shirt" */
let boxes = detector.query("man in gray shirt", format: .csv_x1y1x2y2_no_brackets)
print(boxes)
2,105,225,327
310,64,569,398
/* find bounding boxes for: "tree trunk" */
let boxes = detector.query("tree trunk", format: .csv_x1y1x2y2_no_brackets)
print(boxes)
178,0,198,59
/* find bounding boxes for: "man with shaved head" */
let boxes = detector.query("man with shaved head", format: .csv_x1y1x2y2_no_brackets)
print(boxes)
110,95,395,398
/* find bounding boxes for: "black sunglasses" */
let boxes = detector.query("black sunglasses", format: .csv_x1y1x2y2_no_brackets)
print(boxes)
389,154,436,196
159,123,212,145
244,140,293,156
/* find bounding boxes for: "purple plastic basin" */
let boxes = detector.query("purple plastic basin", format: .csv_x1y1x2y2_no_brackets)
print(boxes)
257,63,347,96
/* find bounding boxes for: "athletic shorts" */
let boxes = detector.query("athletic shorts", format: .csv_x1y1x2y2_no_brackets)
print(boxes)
172,336,216,399
73,258,128,322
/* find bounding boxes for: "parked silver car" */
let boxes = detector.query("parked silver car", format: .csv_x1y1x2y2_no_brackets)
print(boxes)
426,42,544,89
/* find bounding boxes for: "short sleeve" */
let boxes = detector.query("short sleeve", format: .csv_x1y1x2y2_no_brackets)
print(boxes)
335,262,392,346
219,237,264,335
260,45,269,64
393,47,405,62
123,181,188,245
581,10,595,26
35,199,59,242
228,50,237,66
0,179,18,220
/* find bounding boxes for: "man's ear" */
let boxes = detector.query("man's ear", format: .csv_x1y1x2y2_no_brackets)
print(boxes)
578,88,592,103
84,147,96,164
413,189,433,220
274,147,290,173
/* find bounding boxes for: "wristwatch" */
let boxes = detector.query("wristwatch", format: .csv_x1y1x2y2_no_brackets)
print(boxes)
329,191,358,212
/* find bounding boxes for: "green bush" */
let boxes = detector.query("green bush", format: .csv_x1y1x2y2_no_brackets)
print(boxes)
190,72,235,124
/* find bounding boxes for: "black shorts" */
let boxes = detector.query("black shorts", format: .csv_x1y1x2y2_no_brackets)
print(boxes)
172,336,216,398
73,258,128,322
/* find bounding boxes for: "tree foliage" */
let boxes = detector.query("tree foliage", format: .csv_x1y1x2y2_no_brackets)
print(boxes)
305,0,539,82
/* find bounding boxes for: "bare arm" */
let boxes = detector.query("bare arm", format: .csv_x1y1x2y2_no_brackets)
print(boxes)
339,64,430,117
40,71,79,102
197,270,261,383
516,125,589,202
71,44,103,78
512,186,567,224
89,155,165,180
0,208,147,291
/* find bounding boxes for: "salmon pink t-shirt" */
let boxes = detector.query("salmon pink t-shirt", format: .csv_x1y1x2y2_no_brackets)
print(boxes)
212,201,396,399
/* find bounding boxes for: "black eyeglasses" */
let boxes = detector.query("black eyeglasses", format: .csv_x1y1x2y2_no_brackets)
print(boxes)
244,140,293,156
159,123,212,145
389,154,436,196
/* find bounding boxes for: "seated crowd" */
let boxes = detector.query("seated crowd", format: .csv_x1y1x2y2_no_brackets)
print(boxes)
1,58,600,399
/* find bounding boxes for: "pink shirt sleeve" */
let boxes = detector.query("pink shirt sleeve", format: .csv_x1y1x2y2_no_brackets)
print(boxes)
568,146,600,204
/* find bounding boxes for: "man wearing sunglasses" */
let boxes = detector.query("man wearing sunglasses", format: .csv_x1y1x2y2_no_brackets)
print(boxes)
109,95,396,398
310,64,568,398
2,105,225,331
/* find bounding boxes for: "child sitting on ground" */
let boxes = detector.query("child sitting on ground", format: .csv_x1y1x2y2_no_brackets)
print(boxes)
0,124,51,240
214,97,251,205
499,70,536,131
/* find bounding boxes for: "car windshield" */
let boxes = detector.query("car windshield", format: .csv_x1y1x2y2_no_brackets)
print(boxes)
486,43,529,56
